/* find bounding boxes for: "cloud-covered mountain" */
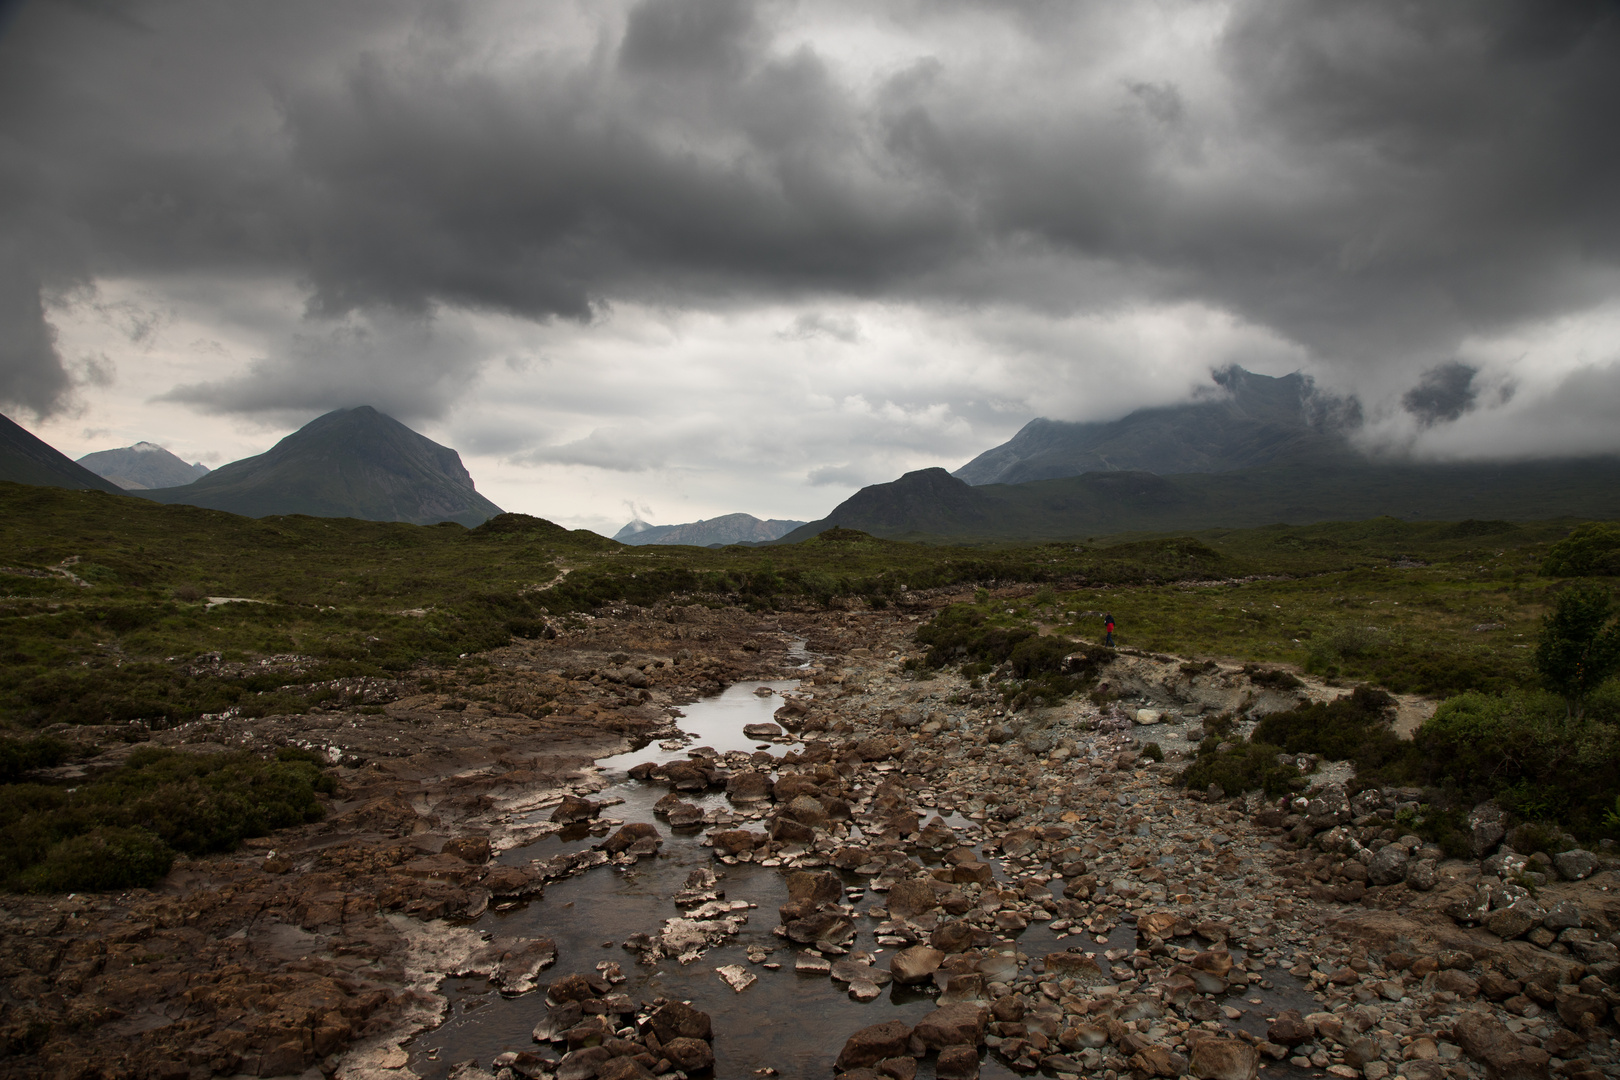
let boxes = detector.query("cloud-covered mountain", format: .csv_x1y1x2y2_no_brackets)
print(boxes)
0,413,126,495
143,407,502,527
77,442,209,490
613,513,805,547
955,367,1357,485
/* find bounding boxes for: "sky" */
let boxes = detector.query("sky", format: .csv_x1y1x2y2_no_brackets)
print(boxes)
2,0,1619,534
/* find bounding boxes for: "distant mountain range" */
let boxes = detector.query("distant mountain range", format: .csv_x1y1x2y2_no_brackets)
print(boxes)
779,459,1620,543
142,407,503,527
77,442,209,490
0,412,126,494
954,367,1354,485
614,513,805,547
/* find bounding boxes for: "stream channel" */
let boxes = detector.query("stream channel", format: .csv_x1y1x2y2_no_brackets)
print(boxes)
407,666,1320,1080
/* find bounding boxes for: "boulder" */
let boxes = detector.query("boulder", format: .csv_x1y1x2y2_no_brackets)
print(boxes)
1542,900,1583,932
935,1045,981,1080
601,823,660,854
742,722,783,739
1404,858,1439,892
646,1000,712,1043
785,795,830,828
890,946,945,985
1190,1038,1259,1080
1134,709,1163,725
1468,802,1506,857
442,836,493,863
1043,951,1110,986
835,1021,913,1070
1305,785,1351,829
1453,1011,1550,1080
708,829,764,856
908,1003,989,1053
550,795,602,823
1552,849,1598,881
662,1037,713,1073
725,771,771,803
1484,898,1545,941
886,879,939,920
1367,844,1409,886
1266,1009,1314,1047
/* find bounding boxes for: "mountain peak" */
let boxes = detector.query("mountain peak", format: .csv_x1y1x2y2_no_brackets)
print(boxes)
144,407,502,526
78,442,210,490
953,366,1355,485
616,512,807,546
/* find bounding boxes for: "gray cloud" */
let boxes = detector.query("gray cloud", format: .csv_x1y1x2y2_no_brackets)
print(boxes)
0,0,1616,470
1403,362,1478,426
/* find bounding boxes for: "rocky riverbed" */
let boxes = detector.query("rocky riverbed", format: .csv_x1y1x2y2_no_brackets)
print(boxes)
2,597,1617,1080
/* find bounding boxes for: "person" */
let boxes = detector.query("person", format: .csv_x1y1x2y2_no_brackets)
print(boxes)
1103,613,1115,646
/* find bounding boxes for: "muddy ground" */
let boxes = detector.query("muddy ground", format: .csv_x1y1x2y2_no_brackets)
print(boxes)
1,597,1616,1080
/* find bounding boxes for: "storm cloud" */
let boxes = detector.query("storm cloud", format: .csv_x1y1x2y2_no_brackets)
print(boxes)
2,0,1618,524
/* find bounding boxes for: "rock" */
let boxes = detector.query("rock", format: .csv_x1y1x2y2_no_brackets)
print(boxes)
1453,1011,1551,1080
785,795,830,828
1485,898,1545,941
601,823,660,854
1131,1045,1186,1078
1434,969,1478,997
1044,951,1110,986
781,870,843,915
890,946,945,985
770,817,816,844
1542,900,1583,931
725,771,771,802
1555,993,1608,1030
795,952,832,975
442,835,493,863
709,829,765,856
547,974,598,1004
1305,785,1351,828
909,1003,989,1053
935,1045,981,1080
661,1037,714,1074
1191,950,1233,977
742,722,783,739
1367,844,1410,886
1190,1037,1259,1080
1444,885,1492,924
1404,858,1438,892
1553,849,1598,881
550,795,602,823
787,912,855,946
836,1021,913,1070
1267,1009,1314,1047
716,964,756,992
930,921,978,954
646,1000,712,1043
1136,910,1191,940
886,879,939,920
1468,802,1506,857
1135,709,1163,725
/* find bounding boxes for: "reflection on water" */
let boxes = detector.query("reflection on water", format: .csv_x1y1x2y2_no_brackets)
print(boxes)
407,677,1315,1080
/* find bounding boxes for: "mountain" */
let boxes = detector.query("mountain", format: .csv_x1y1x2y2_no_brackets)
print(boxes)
954,367,1355,485
0,412,127,494
143,407,503,527
779,459,1620,543
77,442,210,490
613,513,806,547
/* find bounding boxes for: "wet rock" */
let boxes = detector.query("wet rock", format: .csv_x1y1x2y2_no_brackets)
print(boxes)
548,974,599,1004
890,946,944,985
788,912,855,946
1131,1045,1187,1078
909,1003,989,1053
1043,951,1110,986
665,803,705,827
770,817,816,844
708,828,765,856
443,835,493,863
929,921,978,954
661,1036,714,1074
550,795,603,823
478,937,558,995
886,879,939,920
600,823,661,854
1189,1037,1259,1080
646,1000,712,1043
1267,1009,1314,1047
784,795,830,828
836,1020,913,1070
742,722,783,739
935,1045,981,1080
725,771,771,803
716,964,757,993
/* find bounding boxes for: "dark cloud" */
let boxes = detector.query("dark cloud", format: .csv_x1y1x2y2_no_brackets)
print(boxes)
0,0,1616,460
1403,362,1479,426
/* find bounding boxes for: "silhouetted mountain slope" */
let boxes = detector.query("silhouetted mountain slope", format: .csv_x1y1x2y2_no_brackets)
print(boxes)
613,513,806,546
954,367,1355,485
781,458,1620,543
144,407,502,527
77,442,209,490
0,412,126,494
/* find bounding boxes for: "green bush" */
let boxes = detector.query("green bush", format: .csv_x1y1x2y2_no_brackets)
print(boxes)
18,826,174,893
1541,522,1620,577
1179,741,1302,799
0,734,72,782
1251,686,1407,776
1533,582,1620,717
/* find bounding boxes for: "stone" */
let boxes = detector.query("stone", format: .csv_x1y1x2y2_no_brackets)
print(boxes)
934,1045,981,1080
1131,1045,1186,1078
1468,802,1506,856
1267,1009,1314,1047
886,879,939,919
601,823,660,854
836,1021,913,1070
442,835,493,863
909,1003,989,1053
1434,970,1479,998
742,722,783,739
785,795,830,828
646,1000,712,1043
782,870,843,910
1404,858,1438,892
1043,951,1110,986
930,921,978,954
1305,785,1351,829
648,1037,707,1075
1485,898,1545,941
1542,900,1583,931
890,946,945,985
725,771,771,802
550,795,602,823
708,828,765,856
716,964,756,992
1135,709,1163,725
1453,1011,1550,1080
1555,993,1608,1030
1367,844,1410,886
1552,849,1598,881
1189,1037,1259,1080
